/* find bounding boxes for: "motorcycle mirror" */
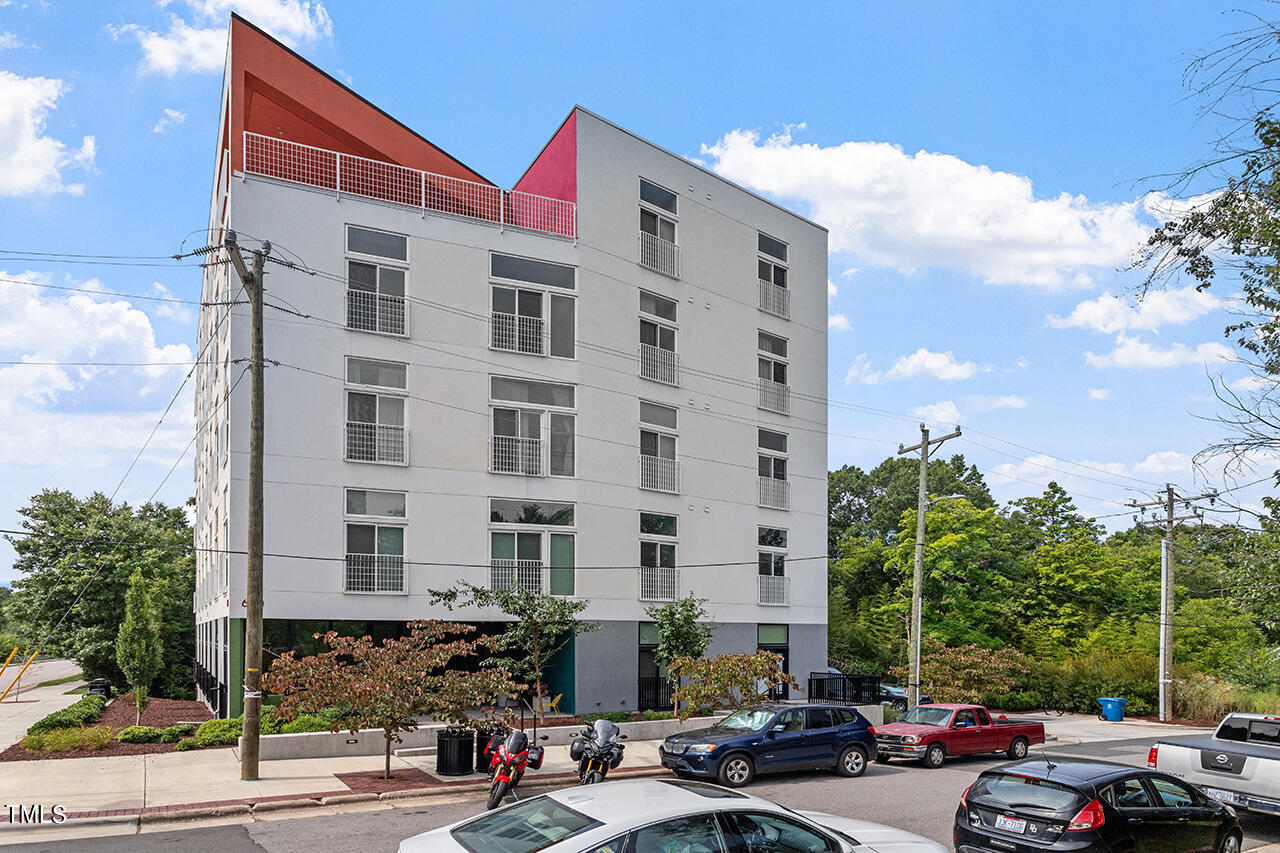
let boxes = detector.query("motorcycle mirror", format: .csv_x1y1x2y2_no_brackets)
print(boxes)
539,735,549,741
618,734,628,740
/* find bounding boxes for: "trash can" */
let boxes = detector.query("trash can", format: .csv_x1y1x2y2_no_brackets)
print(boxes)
476,722,508,771
436,725,475,776
1097,697,1127,722
87,678,111,697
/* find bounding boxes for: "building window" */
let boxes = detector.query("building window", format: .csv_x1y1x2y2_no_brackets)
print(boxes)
489,499,575,595
758,623,791,699
757,232,790,319
758,428,790,510
345,522,404,593
640,512,678,602
640,512,678,537
345,360,407,464
346,357,406,390
346,226,407,335
490,253,576,358
639,401,679,493
639,179,679,278
345,489,406,517
639,291,680,386
758,526,789,606
489,377,575,477
758,331,790,415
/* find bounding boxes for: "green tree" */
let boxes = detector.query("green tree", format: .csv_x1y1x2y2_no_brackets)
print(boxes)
666,651,800,720
1004,482,1103,549
889,638,1029,704
115,568,163,725
644,595,715,669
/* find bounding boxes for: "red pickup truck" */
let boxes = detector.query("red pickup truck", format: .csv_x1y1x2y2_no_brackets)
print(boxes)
874,703,1045,768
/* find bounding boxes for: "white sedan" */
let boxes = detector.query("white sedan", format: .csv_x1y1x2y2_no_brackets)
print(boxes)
398,778,946,853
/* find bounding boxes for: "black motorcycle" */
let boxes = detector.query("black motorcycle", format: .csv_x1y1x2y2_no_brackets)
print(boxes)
570,718,627,784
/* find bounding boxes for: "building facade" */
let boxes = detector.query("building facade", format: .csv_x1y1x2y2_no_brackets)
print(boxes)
194,16,829,717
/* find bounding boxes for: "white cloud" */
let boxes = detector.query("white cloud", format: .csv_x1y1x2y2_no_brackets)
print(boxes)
0,30,23,50
1088,387,1111,400
1085,335,1234,370
1134,450,1192,475
151,107,187,134
150,282,195,324
828,314,851,332
987,454,1130,491
1046,287,1221,335
912,400,964,426
1229,376,1272,393
847,348,978,385
0,71,97,196
973,394,1026,410
702,126,1152,288
827,279,837,303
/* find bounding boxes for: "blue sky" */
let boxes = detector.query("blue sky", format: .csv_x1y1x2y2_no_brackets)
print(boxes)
0,1,1271,584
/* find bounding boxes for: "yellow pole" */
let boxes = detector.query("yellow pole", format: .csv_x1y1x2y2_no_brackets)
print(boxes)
0,646,18,684
0,652,39,704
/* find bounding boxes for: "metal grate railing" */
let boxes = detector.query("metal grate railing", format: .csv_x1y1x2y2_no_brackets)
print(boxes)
758,278,791,319
345,553,406,593
491,312,546,355
758,377,791,415
490,559,544,593
243,132,576,239
639,455,679,493
490,435,544,476
639,343,680,386
638,231,680,278
347,289,406,336
639,566,679,601
345,422,407,464
758,574,790,605
808,673,881,705
758,477,791,510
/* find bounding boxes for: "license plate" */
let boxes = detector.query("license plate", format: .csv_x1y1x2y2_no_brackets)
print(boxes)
1206,788,1240,804
995,815,1027,833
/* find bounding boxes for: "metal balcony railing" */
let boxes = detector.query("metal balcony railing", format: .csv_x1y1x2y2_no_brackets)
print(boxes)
490,435,545,476
758,377,791,415
758,575,790,605
243,132,576,239
490,559,544,593
639,343,680,386
638,231,680,278
345,553,406,593
639,455,680,493
639,566,679,601
758,477,791,510
758,278,791,319
491,312,547,355
347,289,406,336
345,422,407,464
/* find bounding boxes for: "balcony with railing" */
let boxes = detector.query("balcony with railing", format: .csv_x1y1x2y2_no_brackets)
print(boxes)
345,422,407,464
639,566,679,601
758,477,791,510
758,278,791,319
639,231,680,278
639,344,680,386
758,575,791,606
491,312,546,355
347,289,406,336
345,553,406,593
758,378,791,415
491,559,544,593
490,435,544,476
242,132,576,240
639,455,679,493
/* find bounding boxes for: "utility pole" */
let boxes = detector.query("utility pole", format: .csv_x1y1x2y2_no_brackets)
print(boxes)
897,422,961,708
1128,484,1216,722
225,231,269,781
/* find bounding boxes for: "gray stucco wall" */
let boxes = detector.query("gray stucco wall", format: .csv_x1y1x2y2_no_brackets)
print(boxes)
575,620,639,714
788,621,828,696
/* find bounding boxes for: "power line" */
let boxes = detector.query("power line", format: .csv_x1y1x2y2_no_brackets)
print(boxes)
0,276,203,304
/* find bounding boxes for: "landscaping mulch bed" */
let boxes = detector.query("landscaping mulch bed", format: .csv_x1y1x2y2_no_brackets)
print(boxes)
335,766,439,794
0,695,218,762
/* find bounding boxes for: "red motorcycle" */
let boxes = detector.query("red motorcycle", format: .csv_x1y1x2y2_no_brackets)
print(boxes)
484,729,546,809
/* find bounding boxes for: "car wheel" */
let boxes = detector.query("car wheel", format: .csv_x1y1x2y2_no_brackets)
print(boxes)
1217,830,1242,853
921,743,946,769
716,753,755,788
1007,736,1029,760
893,699,908,713
874,753,891,765
835,745,867,778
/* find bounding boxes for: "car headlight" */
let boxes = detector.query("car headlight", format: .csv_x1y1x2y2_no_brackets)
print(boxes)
686,744,718,754
902,735,919,744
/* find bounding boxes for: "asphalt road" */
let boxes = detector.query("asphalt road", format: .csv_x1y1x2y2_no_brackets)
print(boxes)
8,737,1278,852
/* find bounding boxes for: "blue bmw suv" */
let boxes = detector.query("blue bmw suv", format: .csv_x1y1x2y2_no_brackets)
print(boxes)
658,704,878,788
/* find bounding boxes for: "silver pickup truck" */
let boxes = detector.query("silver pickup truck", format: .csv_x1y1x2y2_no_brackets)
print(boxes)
1149,713,1280,816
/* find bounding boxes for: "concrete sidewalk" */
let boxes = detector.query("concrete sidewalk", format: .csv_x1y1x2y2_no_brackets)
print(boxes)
0,658,84,748
1036,712,1216,744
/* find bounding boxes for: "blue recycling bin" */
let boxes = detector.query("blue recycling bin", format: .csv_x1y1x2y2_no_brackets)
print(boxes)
1098,697,1127,721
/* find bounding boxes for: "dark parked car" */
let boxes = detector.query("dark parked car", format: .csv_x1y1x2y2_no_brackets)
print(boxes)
954,759,1242,853
659,704,877,788
881,683,932,711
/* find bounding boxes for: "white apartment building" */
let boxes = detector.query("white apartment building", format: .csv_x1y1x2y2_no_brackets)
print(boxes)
193,15,829,717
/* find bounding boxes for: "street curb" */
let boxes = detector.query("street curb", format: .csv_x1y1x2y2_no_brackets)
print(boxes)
138,804,251,824
1,813,140,832
250,798,326,813
319,793,380,807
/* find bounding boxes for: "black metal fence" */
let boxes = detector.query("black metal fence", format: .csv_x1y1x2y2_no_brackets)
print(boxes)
807,672,880,705
638,676,674,711
194,658,227,718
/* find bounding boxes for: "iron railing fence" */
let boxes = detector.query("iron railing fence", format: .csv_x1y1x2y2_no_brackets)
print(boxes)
758,278,791,319
758,378,791,415
347,289,407,336
490,435,544,476
758,477,791,510
638,231,680,278
638,676,675,711
491,312,547,355
490,559,544,593
807,673,882,706
639,455,679,493
758,574,791,605
345,421,407,464
639,343,680,385
345,553,406,593
639,566,679,601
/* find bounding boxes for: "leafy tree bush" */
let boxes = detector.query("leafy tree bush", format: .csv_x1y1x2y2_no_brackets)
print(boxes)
890,638,1028,704
27,694,106,734
116,725,162,743
645,595,714,669
638,710,673,721
158,724,194,743
22,726,112,752
194,717,242,746
116,568,163,725
666,651,799,720
279,713,334,734
581,711,632,724
173,737,200,751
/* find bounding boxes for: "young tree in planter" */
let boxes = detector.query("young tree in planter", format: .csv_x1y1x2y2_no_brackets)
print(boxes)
115,567,163,725
666,651,800,721
645,594,715,669
263,620,518,780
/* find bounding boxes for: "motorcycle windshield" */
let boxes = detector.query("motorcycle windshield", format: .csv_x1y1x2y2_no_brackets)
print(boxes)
505,730,529,754
592,719,619,745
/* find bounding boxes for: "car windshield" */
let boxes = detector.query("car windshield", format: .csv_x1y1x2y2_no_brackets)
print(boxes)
971,774,1085,812
897,706,953,726
451,796,601,853
715,709,775,731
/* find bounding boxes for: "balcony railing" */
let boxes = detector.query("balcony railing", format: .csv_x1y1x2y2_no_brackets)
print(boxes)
345,422,407,464
758,574,790,605
758,477,791,510
491,312,546,355
491,559,544,593
639,343,680,386
243,132,576,239
639,231,680,278
758,377,791,415
639,566,679,601
490,435,544,476
345,553,406,593
758,278,791,319
639,455,680,493
347,289,406,336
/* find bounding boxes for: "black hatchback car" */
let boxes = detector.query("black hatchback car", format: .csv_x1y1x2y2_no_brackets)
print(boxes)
953,759,1242,853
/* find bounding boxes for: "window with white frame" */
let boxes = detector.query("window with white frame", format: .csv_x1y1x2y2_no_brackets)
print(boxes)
639,401,679,493
346,225,407,335
639,290,679,385
489,377,575,477
344,489,407,593
489,499,575,595
639,178,679,278
758,525,789,605
758,331,790,415
345,357,408,464
490,253,576,358
639,512,678,601
757,232,790,319
758,428,790,510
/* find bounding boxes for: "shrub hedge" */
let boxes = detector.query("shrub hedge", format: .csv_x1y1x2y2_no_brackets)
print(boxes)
194,717,242,746
116,725,162,743
27,694,106,734
173,737,200,751
158,724,194,743
22,726,112,752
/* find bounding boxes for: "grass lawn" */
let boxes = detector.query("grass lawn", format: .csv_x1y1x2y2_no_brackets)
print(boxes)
37,674,83,688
